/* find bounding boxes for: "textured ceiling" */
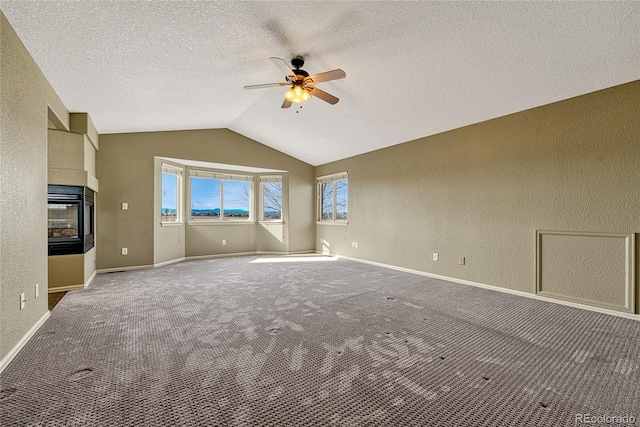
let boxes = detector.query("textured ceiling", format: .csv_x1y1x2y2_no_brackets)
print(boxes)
2,1,639,166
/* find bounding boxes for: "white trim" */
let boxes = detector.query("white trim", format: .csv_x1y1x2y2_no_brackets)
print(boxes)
256,250,314,255
0,310,50,374
316,221,348,226
185,252,257,261
158,157,285,173
96,264,154,274
160,222,184,227
288,250,316,255
85,270,97,288
47,270,97,293
259,175,282,183
154,257,186,268
161,163,183,175
326,253,640,321
187,220,254,226
189,169,253,181
317,171,348,183
48,284,84,293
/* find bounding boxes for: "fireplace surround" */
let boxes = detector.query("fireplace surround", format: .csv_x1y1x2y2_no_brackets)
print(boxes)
48,185,94,255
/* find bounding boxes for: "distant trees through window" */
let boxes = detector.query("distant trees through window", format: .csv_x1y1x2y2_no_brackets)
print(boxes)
190,174,251,220
261,177,282,221
160,166,288,224
318,173,348,222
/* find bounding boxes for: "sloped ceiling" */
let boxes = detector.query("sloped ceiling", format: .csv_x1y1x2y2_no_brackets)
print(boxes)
1,1,638,166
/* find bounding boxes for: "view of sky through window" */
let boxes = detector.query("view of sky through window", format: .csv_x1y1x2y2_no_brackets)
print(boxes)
161,172,178,221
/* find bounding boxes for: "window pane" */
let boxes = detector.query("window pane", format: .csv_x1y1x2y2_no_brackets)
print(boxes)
191,177,220,218
336,179,348,220
223,180,250,219
321,182,333,220
262,182,282,220
161,172,178,221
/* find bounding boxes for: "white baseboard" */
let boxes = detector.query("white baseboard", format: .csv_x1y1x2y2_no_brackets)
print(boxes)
48,270,98,293
255,250,314,256
97,251,316,273
328,253,640,321
0,310,50,374
96,264,154,274
185,252,257,261
85,270,97,288
154,257,185,268
48,284,85,293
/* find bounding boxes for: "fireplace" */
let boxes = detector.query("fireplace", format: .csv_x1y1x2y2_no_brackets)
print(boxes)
48,185,94,255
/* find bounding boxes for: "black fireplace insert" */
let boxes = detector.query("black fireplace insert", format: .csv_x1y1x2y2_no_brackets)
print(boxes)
48,185,94,255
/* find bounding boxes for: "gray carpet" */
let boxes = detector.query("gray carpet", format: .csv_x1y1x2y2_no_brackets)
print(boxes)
1,255,638,426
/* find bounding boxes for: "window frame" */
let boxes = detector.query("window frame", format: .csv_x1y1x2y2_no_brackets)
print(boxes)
317,172,348,224
160,164,183,224
259,175,283,223
188,169,254,223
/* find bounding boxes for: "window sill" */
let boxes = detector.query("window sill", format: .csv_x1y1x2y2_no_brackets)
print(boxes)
316,221,348,226
259,220,284,225
160,222,184,227
188,220,254,226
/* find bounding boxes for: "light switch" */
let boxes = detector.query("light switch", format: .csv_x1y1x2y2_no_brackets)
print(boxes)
122,202,128,210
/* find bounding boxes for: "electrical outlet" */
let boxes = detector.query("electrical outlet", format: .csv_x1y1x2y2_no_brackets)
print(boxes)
222,239,227,245
121,202,128,210
458,256,465,265
121,247,128,255
20,293,26,310
433,253,439,261
35,283,39,299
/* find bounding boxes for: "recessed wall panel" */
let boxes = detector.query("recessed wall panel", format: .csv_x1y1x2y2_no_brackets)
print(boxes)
536,231,635,313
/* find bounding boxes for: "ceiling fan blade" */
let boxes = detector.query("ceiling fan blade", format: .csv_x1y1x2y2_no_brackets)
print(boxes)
269,57,296,79
307,87,339,105
281,99,292,109
305,69,346,84
244,82,289,90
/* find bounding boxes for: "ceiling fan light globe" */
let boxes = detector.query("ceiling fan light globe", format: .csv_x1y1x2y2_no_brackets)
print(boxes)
284,87,310,103
285,89,294,100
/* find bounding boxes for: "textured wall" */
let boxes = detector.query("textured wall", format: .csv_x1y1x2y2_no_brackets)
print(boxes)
537,232,633,312
316,81,640,312
0,12,69,360
96,129,314,270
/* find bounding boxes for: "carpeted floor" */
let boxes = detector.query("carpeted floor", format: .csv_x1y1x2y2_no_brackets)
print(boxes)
1,255,638,426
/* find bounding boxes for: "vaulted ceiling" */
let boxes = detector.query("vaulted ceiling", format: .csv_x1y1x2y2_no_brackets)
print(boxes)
2,1,638,165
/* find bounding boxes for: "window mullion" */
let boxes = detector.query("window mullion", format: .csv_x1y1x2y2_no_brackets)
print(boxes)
220,180,224,220
177,175,182,222
332,180,337,221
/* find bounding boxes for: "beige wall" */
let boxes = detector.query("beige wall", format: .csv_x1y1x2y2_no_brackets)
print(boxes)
0,11,70,361
316,80,640,313
48,128,99,191
96,129,314,270
48,255,84,289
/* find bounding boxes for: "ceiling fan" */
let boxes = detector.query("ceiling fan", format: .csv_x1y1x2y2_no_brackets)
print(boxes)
244,56,346,109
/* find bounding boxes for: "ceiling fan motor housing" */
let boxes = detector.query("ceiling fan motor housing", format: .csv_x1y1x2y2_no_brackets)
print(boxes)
291,56,305,69
291,56,309,78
